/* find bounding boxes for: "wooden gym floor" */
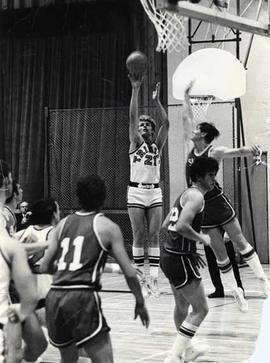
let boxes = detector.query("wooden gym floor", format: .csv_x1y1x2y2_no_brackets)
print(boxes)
42,264,269,363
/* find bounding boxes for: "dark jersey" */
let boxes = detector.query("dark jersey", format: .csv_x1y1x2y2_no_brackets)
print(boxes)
186,145,222,200
163,189,204,254
52,212,108,290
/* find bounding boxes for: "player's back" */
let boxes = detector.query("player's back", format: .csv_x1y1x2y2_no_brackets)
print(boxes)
52,211,108,291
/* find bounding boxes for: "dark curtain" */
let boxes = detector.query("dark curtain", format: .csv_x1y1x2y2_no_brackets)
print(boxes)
0,0,168,207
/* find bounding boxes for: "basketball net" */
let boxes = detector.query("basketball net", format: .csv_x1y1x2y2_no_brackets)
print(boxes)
140,0,187,53
190,96,215,124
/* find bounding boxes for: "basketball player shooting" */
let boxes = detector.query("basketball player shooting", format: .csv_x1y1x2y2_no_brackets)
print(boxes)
127,51,169,298
184,81,270,312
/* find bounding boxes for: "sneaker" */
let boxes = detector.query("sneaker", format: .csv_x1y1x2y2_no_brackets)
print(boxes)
149,277,160,298
184,343,210,361
139,276,151,298
233,287,248,313
260,278,270,297
163,354,183,363
208,289,224,298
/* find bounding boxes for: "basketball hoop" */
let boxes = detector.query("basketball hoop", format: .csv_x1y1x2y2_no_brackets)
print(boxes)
189,95,215,124
139,0,188,53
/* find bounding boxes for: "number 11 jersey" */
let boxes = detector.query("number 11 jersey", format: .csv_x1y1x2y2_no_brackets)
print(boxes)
52,212,108,291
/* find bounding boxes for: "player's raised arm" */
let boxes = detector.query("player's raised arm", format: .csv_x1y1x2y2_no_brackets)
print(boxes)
183,80,195,142
128,74,144,150
210,144,261,161
153,82,169,153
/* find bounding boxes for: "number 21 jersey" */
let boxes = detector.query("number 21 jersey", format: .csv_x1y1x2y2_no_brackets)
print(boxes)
129,141,160,183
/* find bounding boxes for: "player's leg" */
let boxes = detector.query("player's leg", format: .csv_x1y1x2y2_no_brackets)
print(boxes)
171,284,189,329
207,227,248,312
22,313,48,362
82,331,113,363
128,206,147,273
204,244,224,298
224,218,270,296
59,343,79,363
146,204,163,296
165,279,209,362
225,240,244,291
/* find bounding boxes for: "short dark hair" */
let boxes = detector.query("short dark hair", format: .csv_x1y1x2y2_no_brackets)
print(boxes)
190,157,219,182
139,115,156,132
198,122,220,143
29,198,58,225
76,174,106,211
5,179,19,204
0,160,10,188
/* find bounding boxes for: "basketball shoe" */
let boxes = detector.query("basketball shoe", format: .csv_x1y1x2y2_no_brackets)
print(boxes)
233,287,248,313
149,276,160,298
139,275,151,298
183,343,210,361
259,277,270,297
163,354,184,363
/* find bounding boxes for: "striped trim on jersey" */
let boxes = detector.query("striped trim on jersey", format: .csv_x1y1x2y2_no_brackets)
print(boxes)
93,213,108,252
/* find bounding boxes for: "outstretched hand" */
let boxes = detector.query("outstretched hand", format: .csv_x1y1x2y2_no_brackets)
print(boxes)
128,73,144,88
20,232,38,244
184,79,195,97
191,252,207,269
134,302,150,328
250,144,262,157
152,82,161,102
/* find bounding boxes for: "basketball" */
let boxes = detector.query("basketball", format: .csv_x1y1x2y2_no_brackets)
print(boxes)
126,51,148,76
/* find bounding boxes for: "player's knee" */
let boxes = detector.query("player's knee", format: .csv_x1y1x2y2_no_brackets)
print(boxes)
24,338,48,361
133,228,146,242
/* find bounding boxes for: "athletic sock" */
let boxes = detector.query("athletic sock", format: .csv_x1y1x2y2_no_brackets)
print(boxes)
240,246,267,280
170,321,198,357
132,246,145,272
148,247,160,279
217,257,238,290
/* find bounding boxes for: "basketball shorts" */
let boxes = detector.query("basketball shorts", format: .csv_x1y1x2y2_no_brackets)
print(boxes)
127,186,163,209
46,289,110,348
202,194,235,229
160,249,201,289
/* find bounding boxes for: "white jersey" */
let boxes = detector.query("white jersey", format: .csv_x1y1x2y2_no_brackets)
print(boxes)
15,225,53,266
0,241,10,325
129,141,160,184
15,225,54,302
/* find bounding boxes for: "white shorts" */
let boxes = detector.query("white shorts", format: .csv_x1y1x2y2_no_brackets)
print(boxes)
127,186,163,209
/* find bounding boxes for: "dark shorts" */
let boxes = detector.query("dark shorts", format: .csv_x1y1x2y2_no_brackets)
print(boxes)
46,288,110,348
160,249,201,289
203,194,235,229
